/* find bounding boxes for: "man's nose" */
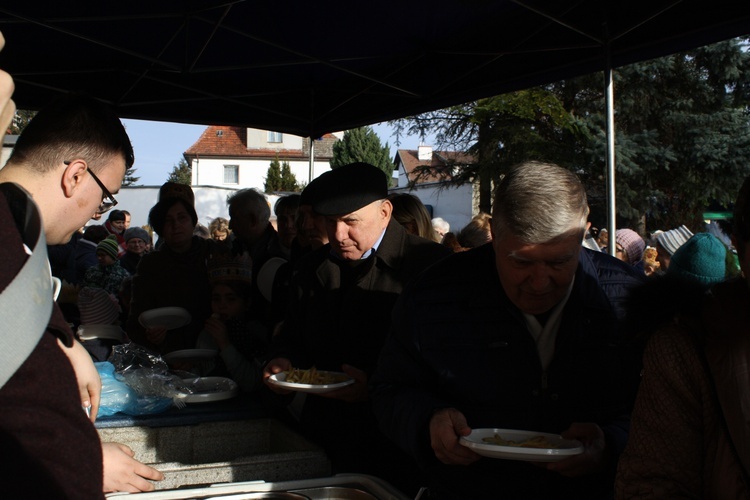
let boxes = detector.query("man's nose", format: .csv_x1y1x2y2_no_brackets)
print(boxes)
333,221,348,241
527,265,551,290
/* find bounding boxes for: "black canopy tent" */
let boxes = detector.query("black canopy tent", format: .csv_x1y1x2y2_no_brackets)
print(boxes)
1,1,750,252
1,1,749,138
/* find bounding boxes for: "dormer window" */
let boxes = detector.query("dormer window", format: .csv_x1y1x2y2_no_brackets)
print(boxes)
216,130,223,137
268,131,282,143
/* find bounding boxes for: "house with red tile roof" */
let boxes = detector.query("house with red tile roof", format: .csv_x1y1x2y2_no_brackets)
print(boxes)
183,126,340,190
390,145,479,234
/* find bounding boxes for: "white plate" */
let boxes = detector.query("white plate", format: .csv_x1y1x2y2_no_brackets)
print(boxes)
267,371,354,394
460,428,583,462
138,307,191,330
181,376,239,403
163,349,217,363
78,324,124,341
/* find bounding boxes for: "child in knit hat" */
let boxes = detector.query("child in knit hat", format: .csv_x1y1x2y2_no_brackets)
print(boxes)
80,235,131,295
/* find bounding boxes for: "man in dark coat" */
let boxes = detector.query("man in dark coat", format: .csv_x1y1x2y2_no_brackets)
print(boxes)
263,162,451,495
370,161,645,499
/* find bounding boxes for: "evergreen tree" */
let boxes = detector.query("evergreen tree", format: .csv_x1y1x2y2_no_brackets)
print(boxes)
264,157,283,193
392,36,750,230
280,161,300,191
122,166,140,186
331,126,395,186
167,158,191,185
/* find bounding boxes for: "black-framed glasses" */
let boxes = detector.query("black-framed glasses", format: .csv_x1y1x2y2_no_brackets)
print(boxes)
64,161,118,214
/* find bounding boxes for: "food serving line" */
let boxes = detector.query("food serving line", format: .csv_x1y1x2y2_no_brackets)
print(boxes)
94,308,581,498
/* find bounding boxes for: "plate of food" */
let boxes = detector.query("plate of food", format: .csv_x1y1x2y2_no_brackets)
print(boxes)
267,367,354,394
459,428,583,462
164,348,217,363
181,376,239,403
138,307,191,330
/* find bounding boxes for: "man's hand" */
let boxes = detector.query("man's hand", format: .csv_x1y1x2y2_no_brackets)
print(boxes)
102,442,164,493
429,408,479,465
58,338,101,421
263,357,292,394
318,364,368,402
545,422,607,477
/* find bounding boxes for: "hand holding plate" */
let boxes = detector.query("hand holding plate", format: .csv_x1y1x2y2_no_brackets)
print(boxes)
546,422,607,476
318,364,368,402
263,357,293,394
429,408,479,466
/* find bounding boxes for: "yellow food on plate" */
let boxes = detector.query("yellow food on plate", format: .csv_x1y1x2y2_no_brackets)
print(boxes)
283,367,349,385
481,433,559,449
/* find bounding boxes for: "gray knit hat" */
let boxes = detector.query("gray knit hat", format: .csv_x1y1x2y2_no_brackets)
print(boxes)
656,225,693,256
123,226,149,243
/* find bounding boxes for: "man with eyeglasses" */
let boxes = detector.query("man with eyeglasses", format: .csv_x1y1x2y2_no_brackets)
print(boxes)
0,91,163,496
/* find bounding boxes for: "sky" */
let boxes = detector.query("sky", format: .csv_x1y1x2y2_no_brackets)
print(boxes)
121,119,426,186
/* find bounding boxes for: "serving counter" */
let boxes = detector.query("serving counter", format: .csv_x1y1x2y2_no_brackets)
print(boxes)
96,393,332,490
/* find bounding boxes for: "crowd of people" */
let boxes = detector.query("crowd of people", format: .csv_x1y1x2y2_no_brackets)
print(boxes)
2,31,750,499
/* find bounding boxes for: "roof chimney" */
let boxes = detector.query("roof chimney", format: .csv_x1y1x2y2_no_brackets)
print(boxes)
418,144,432,161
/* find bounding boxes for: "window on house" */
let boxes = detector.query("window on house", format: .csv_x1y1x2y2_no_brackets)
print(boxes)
224,165,239,184
268,131,283,143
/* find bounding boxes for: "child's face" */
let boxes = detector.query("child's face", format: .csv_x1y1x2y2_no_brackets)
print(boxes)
96,251,115,266
211,284,247,320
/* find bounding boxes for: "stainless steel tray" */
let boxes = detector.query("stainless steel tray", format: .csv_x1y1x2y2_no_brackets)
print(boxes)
106,473,410,500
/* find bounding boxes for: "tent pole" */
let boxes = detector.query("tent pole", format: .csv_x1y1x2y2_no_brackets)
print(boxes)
604,43,617,257
309,138,315,183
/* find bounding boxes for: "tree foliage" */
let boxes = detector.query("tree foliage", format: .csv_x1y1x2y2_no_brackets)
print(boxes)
331,126,395,185
122,166,140,186
264,157,299,193
167,158,191,185
391,36,750,231
8,109,35,135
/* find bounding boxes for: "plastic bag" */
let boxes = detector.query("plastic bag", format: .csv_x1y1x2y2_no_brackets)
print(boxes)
97,343,193,416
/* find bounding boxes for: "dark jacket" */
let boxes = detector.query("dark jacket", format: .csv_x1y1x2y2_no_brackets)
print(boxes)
269,218,450,493
271,219,451,375
0,184,104,498
371,243,645,499
127,235,223,354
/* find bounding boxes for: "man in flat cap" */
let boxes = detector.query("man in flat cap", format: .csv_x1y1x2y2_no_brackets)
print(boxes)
263,162,450,495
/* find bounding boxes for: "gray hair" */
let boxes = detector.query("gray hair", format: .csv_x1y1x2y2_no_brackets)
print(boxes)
431,217,450,233
227,188,271,223
491,161,589,244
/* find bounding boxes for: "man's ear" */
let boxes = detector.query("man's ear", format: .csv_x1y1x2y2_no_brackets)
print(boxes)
380,199,393,220
61,159,87,198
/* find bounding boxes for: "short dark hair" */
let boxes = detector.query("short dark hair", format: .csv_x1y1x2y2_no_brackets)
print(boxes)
82,224,110,243
107,209,126,222
274,194,301,214
8,94,134,175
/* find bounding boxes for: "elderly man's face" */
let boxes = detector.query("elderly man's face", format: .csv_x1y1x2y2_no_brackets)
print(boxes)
324,200,391,260
492,229,581,315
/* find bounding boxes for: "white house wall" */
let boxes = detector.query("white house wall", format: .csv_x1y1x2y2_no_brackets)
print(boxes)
104,185,280,245
245,128,303,149
191,157,331,190
389,182,474,234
